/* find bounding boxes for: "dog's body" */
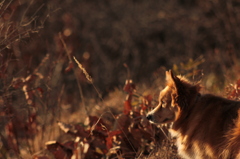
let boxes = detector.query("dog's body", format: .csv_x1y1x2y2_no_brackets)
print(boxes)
147,71,240,159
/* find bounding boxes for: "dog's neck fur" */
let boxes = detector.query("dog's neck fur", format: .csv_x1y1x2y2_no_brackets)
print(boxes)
169,77,202,132
172,91,201,132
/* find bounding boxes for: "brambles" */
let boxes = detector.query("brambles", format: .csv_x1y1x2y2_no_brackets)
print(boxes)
31,79,178,158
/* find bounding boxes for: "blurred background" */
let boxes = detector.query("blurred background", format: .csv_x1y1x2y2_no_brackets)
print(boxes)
1,0,240,158
2,0,240,94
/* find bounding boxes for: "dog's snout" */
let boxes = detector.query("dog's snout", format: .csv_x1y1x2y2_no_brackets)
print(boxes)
146,114,153,121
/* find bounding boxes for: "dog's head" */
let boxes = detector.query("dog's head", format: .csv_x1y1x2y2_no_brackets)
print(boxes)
147,70,200,124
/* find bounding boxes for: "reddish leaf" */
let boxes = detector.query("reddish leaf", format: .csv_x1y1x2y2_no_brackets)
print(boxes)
37,87,44,97
74,124,89,138
123,100,132,115
106,130,122,149
46,141,66,159
87,116,109,134
123,80,136,115
45,141,72,159
65,62,74,73
58,121,90,138
123,79,135,94
87,116,104,126
63,141,75,150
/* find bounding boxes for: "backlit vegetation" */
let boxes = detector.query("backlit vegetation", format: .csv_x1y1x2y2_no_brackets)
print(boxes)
0,0,240,158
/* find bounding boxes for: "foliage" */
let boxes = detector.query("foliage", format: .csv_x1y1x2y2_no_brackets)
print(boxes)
32,79,179,159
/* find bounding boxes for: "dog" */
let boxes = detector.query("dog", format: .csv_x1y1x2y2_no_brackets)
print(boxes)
147,70,240,159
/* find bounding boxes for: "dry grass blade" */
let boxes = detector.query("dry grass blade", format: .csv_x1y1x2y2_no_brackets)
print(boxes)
73,56,102,100
73,56,93,83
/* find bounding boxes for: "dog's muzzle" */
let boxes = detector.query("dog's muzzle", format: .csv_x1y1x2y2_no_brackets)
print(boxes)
146,114,153,121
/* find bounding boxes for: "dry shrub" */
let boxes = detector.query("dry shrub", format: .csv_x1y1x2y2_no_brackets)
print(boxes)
31,78,180,159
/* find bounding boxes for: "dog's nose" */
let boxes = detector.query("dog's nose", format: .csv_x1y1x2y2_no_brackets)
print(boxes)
146,114,153,121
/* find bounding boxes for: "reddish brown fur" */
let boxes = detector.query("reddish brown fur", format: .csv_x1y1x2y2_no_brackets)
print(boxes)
147,70,240,159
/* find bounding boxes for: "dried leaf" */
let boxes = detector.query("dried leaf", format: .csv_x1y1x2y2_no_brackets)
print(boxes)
123,100,132,115
45,141,72,159
88,116,109,136
37,87,44,97
63,141,75,150
57,121,73,133
64,62,74,73
123,79,136,94
74,124,89,138
106,130,122,149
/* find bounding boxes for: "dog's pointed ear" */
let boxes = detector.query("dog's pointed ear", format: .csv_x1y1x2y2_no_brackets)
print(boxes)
166,70,181,89
166,70,187,109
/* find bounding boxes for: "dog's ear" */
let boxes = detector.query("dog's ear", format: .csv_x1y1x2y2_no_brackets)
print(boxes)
166,70,181,89
166,70,200,110
166,70,187,109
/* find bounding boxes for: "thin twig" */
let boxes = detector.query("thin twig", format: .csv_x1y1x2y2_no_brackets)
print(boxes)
58,33,88,116
59,33,72,62
0,0,13,18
